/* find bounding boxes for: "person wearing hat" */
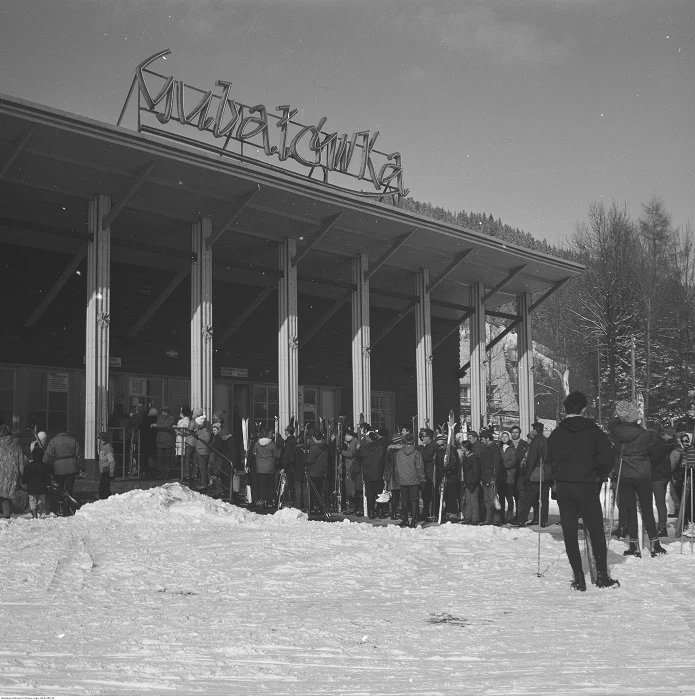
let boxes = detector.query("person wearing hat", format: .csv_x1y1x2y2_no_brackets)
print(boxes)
512,421,549,527
417,428,437,520
609,399,666,557
154,405,177,475
545,390,620,590
383,432,403,520
458,439,481,525
97,431,116,500
478,430,503,525
650,426,677,537
341,427,360,514
252,427,282,509
384,432,425,527
191,410,212,490
356,430,385,519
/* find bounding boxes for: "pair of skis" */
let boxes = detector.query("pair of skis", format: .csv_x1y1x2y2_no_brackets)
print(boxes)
437,410,457,525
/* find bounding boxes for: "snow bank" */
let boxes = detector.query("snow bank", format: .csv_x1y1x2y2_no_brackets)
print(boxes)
75,482,259,525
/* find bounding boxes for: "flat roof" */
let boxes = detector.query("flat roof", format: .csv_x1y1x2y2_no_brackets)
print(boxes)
0,93,583,322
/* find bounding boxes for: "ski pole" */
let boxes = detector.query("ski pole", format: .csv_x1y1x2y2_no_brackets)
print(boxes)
606,447,624,545
536,460,543,577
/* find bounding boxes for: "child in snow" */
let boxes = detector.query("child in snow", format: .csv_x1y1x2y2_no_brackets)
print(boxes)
21,445,50,518
98,432,116,500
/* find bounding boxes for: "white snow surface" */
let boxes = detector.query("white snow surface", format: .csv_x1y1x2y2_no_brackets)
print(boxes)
1,482,695,696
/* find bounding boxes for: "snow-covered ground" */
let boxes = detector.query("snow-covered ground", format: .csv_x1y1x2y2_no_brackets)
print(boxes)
1,483,694,696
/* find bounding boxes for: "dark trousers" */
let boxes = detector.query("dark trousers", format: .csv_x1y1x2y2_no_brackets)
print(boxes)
365,479,382,516
257,473,275,503
98,472,111,500
390,488,401,518
54,473,76,496
619,477,658,541
499,480,515,513
556,481,609,574
400,485,419,519
196,453,209,486
652,479,669,529
422,482,434,517
294,480,308,510
517,480,549,524
445,479,461,515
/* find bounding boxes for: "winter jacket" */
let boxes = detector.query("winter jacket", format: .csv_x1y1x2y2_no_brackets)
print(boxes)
609,420,654,479
356,440,385,481
384,444,425,487
253,437,281,475
525,434,548,482
511,438,529,465
500,443,519,485
304,440,329,478
479,442,502,485
192,424,212,456
141,415,158,457
21,457,50,496
341,438,358,475
384,443,401,490
43,432,82,476
435,444,460,481
290,443,307,481
419,441,438,483
176,417,191,456
546,416,615,483
155,414,177,449
460,451,482,491
649,435,674,482
98,443,116,476
280,436,297,472
0,435,23,501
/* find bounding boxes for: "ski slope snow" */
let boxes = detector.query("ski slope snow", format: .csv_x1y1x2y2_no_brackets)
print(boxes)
1,483,694,695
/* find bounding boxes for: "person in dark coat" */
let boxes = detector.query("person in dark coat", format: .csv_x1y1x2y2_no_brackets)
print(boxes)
43,429,82,500
356,430,384,519
341,428,360,514
418,428,437,519
253,427,282,508
304,432,329,513
292,435,309,511
141,407,158,477
384,434,402,520
459,440,481,525
546,391,621,590
499,431,518,522
22,445,50,518
513,422,549,527
384,432,425,527
651,427,675,537
280,424,298,504
609,400,666,557
510,425,529,515
479,430,503,525
433,432,459,520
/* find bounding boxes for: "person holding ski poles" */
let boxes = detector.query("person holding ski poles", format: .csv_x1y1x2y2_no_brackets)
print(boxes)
608,400,668,557
417,428,437,520
546,391,620,590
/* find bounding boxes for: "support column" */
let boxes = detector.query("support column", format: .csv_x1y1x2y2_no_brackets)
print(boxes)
517,292,535,437
278,239,299,431
85,194,111,472
415,269,434,430
191,218,213,419
352,254,371,427
469,282,486,432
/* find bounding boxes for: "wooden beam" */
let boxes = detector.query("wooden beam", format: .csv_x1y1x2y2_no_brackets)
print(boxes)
427,249,473,294
0,127,34,181
101,160,157,229
482,264,527,303
25,250,86,327
369,301,416,351
126,269,188,339
458,278,571,376
433,311,470,352
291,212,343,268
299,291,352,349
217,285,275,346
365,230,416,281
207,186,260,249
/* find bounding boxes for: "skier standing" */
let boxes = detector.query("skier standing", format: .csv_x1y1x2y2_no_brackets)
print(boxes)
304,432,329,514
513,423,549,527
478,430,502,526
418,428,437,520
459,440,481,525
341,428,359,514
384,432,425,527
253,427,282,509
546,391,620,590
356,430,384,519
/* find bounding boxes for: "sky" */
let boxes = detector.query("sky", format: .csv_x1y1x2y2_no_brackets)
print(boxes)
0,0,692,247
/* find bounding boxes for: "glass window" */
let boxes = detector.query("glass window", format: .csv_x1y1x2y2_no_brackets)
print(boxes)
171,380,190,415
370,391,395,434
253,384,279,431
27,369,69,433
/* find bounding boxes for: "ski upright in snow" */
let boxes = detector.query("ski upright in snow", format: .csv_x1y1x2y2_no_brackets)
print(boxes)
359,412,368,517
241,418,252,504
438,409,456,524
583,522,598,584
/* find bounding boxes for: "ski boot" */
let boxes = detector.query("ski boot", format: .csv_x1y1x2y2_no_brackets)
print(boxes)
595,571,620,588
571,570,586,592
623,540,641,557
650,539,668,557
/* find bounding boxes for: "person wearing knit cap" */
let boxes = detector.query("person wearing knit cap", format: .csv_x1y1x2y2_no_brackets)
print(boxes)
609,399,667,558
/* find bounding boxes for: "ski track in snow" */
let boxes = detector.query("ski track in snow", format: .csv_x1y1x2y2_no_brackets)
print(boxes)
1,483,694,695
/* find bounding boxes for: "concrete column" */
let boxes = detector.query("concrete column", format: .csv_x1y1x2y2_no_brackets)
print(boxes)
85,194,111,471
469,282,486,432
278,239,299,432
191,218,213,419
415,269,434,430
351,254,371,427
517,292,535,437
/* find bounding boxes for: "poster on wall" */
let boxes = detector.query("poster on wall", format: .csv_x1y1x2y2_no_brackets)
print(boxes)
129,378,146,398
48,373,69,393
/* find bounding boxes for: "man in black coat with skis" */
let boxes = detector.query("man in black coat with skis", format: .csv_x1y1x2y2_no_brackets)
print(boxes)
546,391,619,590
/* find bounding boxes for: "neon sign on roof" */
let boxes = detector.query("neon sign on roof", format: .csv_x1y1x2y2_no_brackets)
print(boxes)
119,50,407,200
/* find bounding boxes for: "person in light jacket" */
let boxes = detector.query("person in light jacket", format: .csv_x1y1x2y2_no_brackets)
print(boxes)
384,432,425,527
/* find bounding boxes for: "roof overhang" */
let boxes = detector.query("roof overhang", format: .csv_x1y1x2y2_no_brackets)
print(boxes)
0,93,583,323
